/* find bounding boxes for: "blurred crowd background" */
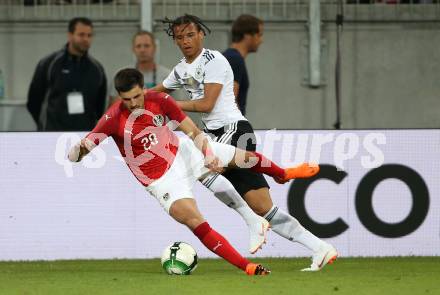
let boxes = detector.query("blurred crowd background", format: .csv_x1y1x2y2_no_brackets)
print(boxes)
0,0,439,131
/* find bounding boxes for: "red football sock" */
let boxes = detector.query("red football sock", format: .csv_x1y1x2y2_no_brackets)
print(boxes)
193,222,249,271
248,152,285,178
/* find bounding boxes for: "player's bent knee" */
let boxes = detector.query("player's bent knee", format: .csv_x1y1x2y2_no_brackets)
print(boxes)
245,199,271,216
168,198,205,230
244,189,273,216
250,204,271,216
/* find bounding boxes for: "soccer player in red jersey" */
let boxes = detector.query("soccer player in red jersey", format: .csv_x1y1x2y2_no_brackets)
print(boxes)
68,68,313,275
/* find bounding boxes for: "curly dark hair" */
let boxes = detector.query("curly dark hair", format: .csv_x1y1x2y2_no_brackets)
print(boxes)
162,14,211,39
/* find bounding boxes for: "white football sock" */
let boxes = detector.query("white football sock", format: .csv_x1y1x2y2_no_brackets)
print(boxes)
201,173,261,225
264,206,324,252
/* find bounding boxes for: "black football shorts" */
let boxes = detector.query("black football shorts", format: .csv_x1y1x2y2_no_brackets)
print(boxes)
205,120,270,197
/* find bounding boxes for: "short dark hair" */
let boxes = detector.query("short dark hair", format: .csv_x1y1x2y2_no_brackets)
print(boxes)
114,68,144,93
68,17,93,33
162,14,211,39
132,30,156,46
231,14,263,43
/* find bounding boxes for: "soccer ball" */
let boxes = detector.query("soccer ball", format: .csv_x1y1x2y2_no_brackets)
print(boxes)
161,242,198,275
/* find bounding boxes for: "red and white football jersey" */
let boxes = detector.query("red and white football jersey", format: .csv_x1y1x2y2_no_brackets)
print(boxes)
87,91,187,186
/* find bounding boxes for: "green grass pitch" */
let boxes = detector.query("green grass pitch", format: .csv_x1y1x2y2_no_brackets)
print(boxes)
0,257,438,295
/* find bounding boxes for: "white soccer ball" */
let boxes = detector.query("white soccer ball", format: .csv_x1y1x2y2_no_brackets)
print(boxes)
161,242,198,275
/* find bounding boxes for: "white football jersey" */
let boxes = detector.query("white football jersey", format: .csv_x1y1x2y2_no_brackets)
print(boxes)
163,48,246,130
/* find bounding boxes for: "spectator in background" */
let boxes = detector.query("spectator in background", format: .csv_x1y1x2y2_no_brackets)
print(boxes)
223,14,263,116
27,17,107,131
107,31,171,106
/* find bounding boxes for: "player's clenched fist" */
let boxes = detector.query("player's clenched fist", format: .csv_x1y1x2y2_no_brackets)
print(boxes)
68,138,94,162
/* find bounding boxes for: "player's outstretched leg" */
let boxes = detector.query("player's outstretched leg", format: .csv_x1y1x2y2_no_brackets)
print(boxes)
193,222,270,275
263,205,338,271
200,173,269,254
230,150,319,183
169,198,270,275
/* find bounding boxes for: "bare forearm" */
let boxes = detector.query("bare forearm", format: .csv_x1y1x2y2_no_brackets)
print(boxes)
176,82,221,113
186,126,207,153
177,117,223,172
196,133,211,157
177,117,211,156
177,99,213,113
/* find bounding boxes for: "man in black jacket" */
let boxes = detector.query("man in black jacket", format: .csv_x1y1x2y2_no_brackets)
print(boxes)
27,17,107,131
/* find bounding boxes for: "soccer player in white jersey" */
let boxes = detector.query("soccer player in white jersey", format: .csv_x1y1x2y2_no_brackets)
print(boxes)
152,14,338,271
